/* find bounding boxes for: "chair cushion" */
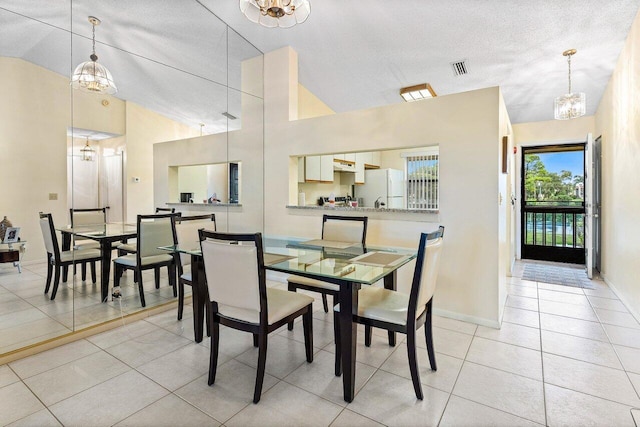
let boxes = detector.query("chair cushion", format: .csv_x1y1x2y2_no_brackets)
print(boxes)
73,240,101,250
217,288,313,325
287,275,339,292
114,254,173,267
117,243,137,252
60,249,101,262
335,287,424,327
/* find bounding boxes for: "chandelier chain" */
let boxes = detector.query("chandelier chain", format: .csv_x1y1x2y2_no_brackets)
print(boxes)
567,54,572,94
92,22,96,56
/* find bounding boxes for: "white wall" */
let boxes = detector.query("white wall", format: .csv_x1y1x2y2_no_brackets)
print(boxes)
594,8,640,320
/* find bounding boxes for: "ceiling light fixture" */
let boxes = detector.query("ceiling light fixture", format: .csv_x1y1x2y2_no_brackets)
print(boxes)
239,0,311,28
80,137,95,161
554,49,585,120
71,16,117,95
400,83,437,102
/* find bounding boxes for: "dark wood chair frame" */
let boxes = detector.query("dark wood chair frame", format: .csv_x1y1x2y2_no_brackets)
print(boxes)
155,207,176,213
116,208,176,257
68,207,108,279
199,230,313,404
113,213,179,307
39,212,100,300
176,213,216,321
334,226,444,400
287,215,368,318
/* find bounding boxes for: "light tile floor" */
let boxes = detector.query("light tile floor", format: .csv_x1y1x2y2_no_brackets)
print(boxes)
1,262,640,426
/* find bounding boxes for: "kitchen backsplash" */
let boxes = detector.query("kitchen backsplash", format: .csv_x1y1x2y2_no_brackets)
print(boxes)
298,173,352,206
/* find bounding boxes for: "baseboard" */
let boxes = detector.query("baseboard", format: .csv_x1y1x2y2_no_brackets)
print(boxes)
433,307,500,329
601,274,640,324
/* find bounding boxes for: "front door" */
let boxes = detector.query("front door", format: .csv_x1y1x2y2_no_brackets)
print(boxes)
521,144,586,264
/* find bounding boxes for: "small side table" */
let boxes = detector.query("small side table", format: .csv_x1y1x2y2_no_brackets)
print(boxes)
0,241,27,273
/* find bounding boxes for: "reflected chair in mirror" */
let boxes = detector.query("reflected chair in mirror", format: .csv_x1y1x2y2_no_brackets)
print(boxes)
199,230,314,403
175,213,216,320
115,207,175,256
333,226,444,399
287,215,368,329
39,213,101,300
113,213,179,307
69,208,105,251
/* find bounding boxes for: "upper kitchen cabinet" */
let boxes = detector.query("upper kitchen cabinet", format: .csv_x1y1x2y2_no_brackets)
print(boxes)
305,155,334,182
354,153,366,184
359,152,381,169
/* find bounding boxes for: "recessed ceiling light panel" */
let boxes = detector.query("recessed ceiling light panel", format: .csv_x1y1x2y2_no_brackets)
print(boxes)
400,83,437,102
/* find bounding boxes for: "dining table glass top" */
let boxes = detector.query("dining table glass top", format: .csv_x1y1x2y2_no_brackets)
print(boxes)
160,236,417,286
57,223,137,239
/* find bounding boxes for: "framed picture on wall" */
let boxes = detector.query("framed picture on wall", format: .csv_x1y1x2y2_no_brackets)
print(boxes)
3,227,20,243
501,136,510,174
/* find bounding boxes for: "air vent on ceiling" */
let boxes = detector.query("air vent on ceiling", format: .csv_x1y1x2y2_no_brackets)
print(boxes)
222,112,237,120
450,60,468,76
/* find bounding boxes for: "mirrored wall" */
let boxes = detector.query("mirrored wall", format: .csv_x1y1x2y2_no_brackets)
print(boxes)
0,1,264,355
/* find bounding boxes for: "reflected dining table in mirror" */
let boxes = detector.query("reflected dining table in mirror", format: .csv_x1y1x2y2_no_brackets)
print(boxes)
160,236,417,402
58,223,137,302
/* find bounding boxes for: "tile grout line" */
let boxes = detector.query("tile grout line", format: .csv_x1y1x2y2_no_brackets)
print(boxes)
537,279,549,427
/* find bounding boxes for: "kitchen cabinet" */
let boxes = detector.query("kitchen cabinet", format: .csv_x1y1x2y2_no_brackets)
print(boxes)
305,155,334,182
333,154,345,161
359,152,380,169
354,153,366,184
344,153,356,163
298,157,305,183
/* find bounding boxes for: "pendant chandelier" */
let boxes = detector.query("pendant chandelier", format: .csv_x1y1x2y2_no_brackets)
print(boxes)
239,0,311,28
71,16,117,95
554,49,585,120
80,137,95,161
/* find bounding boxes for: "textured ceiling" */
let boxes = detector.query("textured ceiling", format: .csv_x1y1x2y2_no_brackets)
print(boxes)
2,0,639,131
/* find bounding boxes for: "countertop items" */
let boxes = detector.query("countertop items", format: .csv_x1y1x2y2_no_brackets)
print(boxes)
286,205,437,214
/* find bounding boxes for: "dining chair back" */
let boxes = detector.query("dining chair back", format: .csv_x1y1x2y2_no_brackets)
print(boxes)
113,213,179,307
199,230,314,403
155,207,176,213
69,208,106,250
38,212,101,299
288,215,368,321
322,215,368,244
414,227,445,313
175,214,216,320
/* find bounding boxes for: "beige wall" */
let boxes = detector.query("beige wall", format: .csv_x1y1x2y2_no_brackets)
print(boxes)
124,102,199,221
594,9,640,320
264,48,507,326
298,84,335,119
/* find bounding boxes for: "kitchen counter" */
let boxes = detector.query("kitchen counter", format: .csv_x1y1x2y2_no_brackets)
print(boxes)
167,202,242,208
286,205,437,215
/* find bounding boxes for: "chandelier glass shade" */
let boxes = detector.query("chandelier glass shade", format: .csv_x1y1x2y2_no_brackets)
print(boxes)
239,0,311,28
554,49,585,120
71,16,117,95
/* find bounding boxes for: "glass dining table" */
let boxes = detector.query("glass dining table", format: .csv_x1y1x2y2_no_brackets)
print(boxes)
160,236,417,402
58,223,137,302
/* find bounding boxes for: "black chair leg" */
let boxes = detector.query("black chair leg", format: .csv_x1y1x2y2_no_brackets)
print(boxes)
425,301,437,371
253,331,268,404
90,262,97,284
154,268,160,289
169,265,177,297
44,260,53,294
177,282,184,320
208,316,220,386
365,325,372,347
137,270,146,307
253,334,259,347
321,293,329,313
51,266,61,300
302,305,314,362
333,311,341,376
287,283,296,330
81,262,87,281
62,265,69,283
407,328,423,400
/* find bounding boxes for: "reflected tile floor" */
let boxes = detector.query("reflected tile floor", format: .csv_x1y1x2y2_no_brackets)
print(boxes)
1,262,640,426
0,261,189,354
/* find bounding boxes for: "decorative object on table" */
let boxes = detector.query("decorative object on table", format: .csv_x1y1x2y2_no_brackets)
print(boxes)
0,216,13,241
71,16,117,95
3,227,20,243
239,0,311,28
554,48,586,120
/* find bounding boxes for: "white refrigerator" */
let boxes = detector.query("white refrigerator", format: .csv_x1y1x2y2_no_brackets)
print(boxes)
355,168,405,208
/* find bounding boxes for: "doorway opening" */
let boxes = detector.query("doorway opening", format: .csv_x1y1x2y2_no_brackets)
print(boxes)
521,144,585,264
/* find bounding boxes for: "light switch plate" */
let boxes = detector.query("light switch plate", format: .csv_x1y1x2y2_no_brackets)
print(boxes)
48,193,58,200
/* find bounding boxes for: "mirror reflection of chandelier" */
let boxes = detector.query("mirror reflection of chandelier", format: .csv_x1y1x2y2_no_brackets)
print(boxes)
239,0,311,28
80,137,95,161
71,16,117,95
554,49,586,120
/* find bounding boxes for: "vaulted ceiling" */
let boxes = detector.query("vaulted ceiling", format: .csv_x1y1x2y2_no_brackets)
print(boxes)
2,0,639,131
